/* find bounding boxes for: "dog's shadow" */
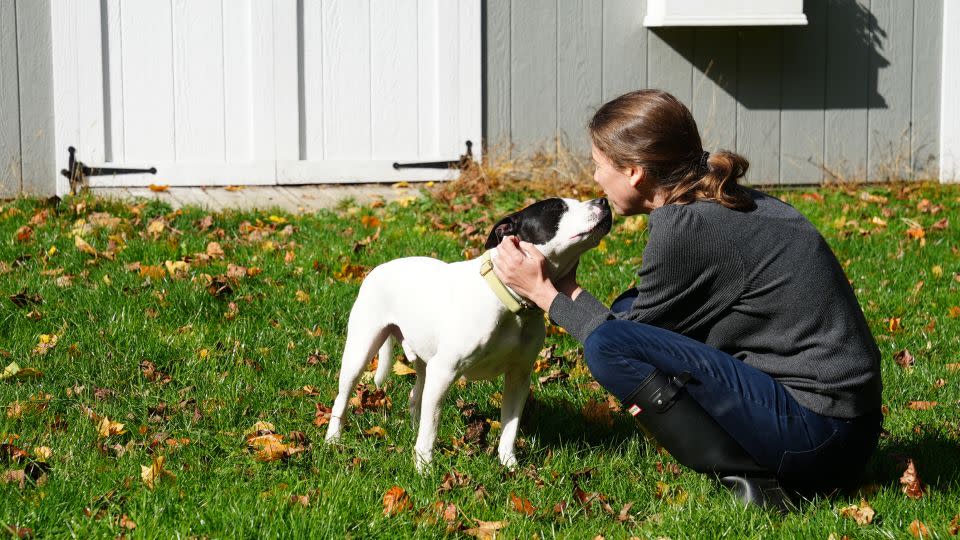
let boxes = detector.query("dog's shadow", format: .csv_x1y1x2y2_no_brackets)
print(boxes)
860,430,960,492
518,394,643,450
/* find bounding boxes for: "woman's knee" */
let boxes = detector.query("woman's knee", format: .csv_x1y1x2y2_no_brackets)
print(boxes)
583,320,656,400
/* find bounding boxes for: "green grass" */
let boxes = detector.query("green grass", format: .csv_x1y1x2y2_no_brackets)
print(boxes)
1,182,958,538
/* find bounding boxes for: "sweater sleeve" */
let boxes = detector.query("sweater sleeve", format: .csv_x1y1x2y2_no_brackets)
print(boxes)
548,204,745,343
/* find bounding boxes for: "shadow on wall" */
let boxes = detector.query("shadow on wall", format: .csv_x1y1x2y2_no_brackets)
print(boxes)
653,0,890,110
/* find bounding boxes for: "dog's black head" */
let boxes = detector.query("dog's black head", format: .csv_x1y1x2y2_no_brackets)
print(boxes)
483,197,612,275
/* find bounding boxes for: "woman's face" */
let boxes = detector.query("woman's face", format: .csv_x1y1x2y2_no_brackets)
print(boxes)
591,144,657,215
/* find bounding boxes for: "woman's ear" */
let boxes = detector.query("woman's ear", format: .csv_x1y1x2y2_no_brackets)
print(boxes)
627,166,646,188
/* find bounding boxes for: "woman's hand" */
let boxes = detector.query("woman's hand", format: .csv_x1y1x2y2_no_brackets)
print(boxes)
491,236,559,311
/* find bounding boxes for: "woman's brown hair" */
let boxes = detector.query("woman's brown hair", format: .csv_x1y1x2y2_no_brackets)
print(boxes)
588,89,755,211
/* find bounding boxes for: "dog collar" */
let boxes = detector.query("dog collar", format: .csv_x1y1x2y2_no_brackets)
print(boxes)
479,250,530,314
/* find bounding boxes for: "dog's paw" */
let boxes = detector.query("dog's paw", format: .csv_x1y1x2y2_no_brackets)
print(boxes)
414,449,432,475
499,453,518,470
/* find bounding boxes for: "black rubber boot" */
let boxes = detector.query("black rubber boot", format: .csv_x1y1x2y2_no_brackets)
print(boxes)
623,370,798,513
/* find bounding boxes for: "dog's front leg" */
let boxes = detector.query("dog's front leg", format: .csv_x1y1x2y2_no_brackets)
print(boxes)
498,366,533,469
413,362,458,474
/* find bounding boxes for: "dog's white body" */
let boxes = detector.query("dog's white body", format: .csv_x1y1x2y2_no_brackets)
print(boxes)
325,198,611,471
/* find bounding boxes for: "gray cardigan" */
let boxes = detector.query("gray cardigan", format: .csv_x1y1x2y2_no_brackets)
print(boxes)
548,190,882,419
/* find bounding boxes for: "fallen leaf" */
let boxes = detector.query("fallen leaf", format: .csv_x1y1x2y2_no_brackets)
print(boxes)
948,514,959,535
117,514,137,530
364,426,386,438
313,403,332,427
148,184,169,192
3,524,32,538
510,493,535,516
393,361,416,376
383,486,412,516
907,401,937,411
900,459,926,499
462,519,507,540
888,317,902,332
32,334,58,356
839,499,876,525
97,416,127,438
909,519,930,538
894,349,915,370
141,455,174,489
1,362,42,381
74,235,97,257
438,470,471,493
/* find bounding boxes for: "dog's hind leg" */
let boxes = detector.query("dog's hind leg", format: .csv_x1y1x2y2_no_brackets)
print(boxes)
325,321,391,443
408,358,426,431
413,359,458,473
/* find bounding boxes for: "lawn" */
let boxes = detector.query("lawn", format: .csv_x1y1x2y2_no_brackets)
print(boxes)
1,178,958,538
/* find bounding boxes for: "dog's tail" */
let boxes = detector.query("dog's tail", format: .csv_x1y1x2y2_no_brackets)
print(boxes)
374,334,395,388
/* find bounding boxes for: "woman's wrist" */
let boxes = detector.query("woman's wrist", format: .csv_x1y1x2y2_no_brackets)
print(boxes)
530,281,560,311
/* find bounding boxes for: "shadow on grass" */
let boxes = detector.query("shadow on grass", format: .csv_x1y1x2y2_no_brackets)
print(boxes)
520,394,643,450
865,431,960,491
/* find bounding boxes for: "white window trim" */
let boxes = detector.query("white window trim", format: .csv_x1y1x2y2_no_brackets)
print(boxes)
643,0,807,27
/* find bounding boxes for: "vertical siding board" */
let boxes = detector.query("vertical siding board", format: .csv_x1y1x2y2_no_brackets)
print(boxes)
120,0,175,162
780,0,827,184
104,0,125,163
0,0,21,197
737,27,782,184
222,0,252,163
557,0,602,154
868,0,913,181
173,0,225,162
321,0,371,159
601,0,647,103
484,0,511,156
301,0,324,160
911,0,942,177
692,28,737,153
511,0,556,155
417,0,439,159
370,0,418,159
250,2,276,162
273,0,298,163
824,0,870,181
647,28,693,105
436,1,460,158
459,0,483,162
18,0,54,195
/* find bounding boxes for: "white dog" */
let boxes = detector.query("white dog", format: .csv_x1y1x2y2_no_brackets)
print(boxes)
325,197,612,471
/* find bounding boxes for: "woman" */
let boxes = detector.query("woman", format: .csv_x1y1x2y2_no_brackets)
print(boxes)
492,89,883,509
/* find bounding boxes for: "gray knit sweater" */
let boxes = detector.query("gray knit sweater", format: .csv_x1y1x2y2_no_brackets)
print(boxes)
549,189,882,419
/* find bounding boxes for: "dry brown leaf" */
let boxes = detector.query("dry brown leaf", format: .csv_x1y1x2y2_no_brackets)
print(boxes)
438,470,471,493
462,520,508,540
364,426,386,438
74,235,97,257
313,403,332,427
510,493,535,516
907,401,937,411
894,349,916,370
900,459,926,499
97,416,126,438
393,361,416,376
948,514,959,535
839,499,876,525
148,184,169,192
909,519,930,538
383,486,412,516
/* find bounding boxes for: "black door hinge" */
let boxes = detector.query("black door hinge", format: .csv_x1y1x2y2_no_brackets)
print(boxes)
393,140,473,171
60,146,157,195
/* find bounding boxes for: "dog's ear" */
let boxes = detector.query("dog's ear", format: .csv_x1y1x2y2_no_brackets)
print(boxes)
484,215,518,249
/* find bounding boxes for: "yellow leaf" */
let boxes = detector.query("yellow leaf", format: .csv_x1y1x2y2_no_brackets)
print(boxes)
392,181,411,189
47,246,57,256
295,290,310,303
268,215,287,224
839,500,876,525
141,455,174,489
148,184,169,192
33,334,58,355
97,416,126,438
74,235,98,256
364,426,386,438
33,446,52,461
224,185,244,192
392,362,416,376
932,265,943,278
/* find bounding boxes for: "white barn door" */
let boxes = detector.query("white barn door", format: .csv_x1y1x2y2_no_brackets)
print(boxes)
50,0,481,194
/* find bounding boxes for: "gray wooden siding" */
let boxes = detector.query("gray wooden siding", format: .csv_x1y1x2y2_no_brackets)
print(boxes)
483,0,944,184
0,0,54,198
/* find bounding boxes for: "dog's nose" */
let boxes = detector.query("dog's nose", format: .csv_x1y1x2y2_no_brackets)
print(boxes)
597,198,609,209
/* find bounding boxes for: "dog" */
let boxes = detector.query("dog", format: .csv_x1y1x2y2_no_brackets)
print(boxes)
324,197,612,471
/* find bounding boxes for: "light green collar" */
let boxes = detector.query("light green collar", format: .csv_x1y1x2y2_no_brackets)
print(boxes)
479,250,530,314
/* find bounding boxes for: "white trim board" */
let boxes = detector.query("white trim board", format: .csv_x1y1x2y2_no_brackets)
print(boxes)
941,0,960,182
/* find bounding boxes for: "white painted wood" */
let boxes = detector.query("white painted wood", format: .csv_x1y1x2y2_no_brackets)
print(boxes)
278,160,459,184
370,0,419,159
173,0,224,162
418,0,440,158
104,0,125,163
50,0,482,189
273,0,299,162
250,1,276,164
222,0,252,163
87,161,276,187
941,0,960,182
644,0,807,26
122,0,175,162
321,0,372,159
459,0,483,162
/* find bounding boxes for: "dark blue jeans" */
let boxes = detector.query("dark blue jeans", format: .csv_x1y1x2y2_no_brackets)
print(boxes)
583,290,882,489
